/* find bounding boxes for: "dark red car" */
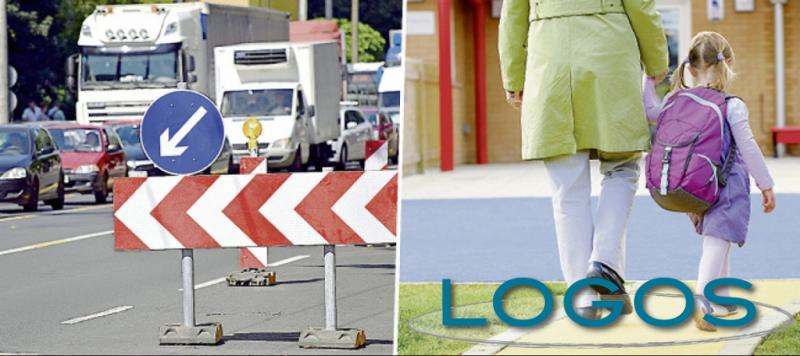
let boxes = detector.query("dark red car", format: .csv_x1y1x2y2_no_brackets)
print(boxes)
47,124,127,203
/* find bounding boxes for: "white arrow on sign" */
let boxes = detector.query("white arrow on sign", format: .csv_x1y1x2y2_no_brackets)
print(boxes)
160,106,208,157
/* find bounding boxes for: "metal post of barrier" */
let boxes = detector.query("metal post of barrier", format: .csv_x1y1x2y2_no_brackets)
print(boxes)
156,81,223,345
182,249,195,327
324,245,337,330
159,249,223,345
298,167,366,349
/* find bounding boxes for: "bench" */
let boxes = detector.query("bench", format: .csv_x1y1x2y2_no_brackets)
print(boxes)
771,126,800,157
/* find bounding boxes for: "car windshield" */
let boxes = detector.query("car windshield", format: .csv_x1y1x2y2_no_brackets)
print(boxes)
114,125,141,147
379,91,401,108
49,128,103,153
0,128,31,156
221,89,294,117
80,44,179,90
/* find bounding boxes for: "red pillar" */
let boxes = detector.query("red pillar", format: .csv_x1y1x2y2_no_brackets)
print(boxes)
470,0,488,164
437,0,454,171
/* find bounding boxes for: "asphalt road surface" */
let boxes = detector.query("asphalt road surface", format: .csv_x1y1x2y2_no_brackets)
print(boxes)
0,193,395,354
400,194,800,282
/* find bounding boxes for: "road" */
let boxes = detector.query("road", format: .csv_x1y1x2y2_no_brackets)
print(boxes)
0,193,395,354
399,194,800,282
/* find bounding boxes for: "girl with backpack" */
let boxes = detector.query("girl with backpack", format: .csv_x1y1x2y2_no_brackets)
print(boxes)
644,31,776,332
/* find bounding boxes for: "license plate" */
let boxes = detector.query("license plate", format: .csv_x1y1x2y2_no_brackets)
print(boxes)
64,175,70,184
129,171,148,178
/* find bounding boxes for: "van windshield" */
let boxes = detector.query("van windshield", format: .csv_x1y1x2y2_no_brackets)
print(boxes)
379,91,401,108
220,89,294,117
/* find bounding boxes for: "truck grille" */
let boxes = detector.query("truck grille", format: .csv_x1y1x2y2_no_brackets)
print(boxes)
234,49,288,65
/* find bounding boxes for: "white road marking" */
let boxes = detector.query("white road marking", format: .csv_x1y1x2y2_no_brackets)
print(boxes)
0,204,111,223
0,230,113,257
179,255,310,291
269,254,309,267
60,305,133,325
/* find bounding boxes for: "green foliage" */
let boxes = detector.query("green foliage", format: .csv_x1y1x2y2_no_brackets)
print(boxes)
397,282,566,355
333,18,385,63
755,314,800,355
308,0,401,56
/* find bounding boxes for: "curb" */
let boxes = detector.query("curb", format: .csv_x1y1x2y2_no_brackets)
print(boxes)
718,297,800,355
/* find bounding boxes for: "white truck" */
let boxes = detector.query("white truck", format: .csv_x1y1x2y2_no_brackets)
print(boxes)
68,2,289,124
214,41,342,170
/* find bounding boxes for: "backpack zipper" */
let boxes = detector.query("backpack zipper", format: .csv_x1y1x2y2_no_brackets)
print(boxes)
697,153,719,196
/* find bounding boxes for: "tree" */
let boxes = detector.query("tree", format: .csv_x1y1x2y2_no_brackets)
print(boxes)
308,0,401,59
333,18,385,63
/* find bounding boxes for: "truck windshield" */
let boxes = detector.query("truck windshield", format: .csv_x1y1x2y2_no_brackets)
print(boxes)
379,91,401,108
220,89,294,117
80,44,179,90
49,128,103,153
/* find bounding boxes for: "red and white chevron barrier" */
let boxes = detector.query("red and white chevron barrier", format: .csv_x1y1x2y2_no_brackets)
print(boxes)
114,171,398,250
239,157,269,268
365,140,388,171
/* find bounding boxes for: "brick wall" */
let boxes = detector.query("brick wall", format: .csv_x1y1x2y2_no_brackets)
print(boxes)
403,0,798,169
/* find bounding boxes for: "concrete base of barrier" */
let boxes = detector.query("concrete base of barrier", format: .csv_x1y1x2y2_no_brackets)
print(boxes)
158,323,223,345
226,269,276,287
297,327,366,349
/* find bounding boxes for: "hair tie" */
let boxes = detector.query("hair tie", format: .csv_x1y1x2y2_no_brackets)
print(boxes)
717,52,726,62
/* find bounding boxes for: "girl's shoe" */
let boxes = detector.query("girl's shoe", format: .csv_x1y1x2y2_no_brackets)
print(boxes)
694,295,718,332
710,304,739,318
586,261,633,315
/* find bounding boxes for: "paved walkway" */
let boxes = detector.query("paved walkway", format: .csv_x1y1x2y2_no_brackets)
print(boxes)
496,280,800,355
401,157,800,200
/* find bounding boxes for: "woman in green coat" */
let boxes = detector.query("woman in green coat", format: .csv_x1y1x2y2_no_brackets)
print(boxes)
498,0,669,320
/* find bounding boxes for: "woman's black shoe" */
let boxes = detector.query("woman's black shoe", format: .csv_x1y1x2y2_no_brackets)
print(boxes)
586,261,633,314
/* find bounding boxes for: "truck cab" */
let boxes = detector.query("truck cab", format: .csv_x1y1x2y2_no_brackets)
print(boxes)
215,41,341,171
68,3,289,124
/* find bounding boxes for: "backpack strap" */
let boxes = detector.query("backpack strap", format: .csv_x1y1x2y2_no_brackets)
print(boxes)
718,95,741,186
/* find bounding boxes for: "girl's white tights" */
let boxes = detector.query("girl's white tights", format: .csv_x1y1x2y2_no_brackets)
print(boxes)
696,235,732,306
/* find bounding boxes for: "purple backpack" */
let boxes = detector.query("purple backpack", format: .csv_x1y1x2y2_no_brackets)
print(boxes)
645,87,737,213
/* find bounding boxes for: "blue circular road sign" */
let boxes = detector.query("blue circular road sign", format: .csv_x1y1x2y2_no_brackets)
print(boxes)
141,90,225,176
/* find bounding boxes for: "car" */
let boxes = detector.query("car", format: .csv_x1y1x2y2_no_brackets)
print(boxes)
107,120,235,176
369,110,400,164
331,106,373,170
0,124,65,211
47,124,127,204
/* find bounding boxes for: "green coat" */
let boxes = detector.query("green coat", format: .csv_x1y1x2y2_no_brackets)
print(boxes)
498,0,669,160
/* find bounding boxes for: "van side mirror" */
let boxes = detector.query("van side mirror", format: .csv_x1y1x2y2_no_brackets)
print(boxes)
346,121,357,130
308,105,315,117
107,144,121,152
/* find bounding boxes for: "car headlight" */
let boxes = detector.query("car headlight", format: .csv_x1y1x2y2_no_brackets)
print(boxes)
0,167,26,180
271,138,291,150
75,164,100,174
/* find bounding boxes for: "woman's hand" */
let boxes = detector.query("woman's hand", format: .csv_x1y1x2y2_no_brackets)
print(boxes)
761,188,776,213
506,91,523,111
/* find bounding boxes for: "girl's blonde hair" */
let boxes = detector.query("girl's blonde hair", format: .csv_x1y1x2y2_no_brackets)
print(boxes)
670,31,736,92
